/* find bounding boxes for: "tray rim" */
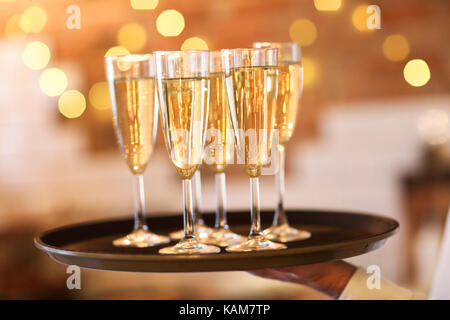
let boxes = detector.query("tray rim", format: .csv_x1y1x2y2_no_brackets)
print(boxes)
34,208,399,263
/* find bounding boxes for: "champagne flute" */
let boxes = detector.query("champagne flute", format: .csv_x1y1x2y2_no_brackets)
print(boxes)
155,50,220,255
253,42,311,242
203,51,245,247
104,54,170,247
223,48,287,252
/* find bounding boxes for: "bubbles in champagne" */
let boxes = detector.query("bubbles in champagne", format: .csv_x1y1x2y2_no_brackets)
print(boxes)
226,66,279,177
275,62,302,144
111,77,156,174
159,77,209,180
205,73,234,173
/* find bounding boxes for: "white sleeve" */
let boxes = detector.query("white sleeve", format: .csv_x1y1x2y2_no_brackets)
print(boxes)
429,209,450,299
338,268,427,300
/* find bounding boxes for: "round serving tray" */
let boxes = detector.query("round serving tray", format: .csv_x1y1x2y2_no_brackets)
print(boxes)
34,209,398,272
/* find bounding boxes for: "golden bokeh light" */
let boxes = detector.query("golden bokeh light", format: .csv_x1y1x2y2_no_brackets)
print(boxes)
58,90,86,119
117,23,147,52
5,14,26,40
22,41,50,70
351,4,374,32
20,6,47,33
89,81,111,110
181,37,209,50
403,59,431,87
302,57,318,87
382,34,410,62
289,19,317,46
130,0,158,10
156,10,185,37
39,68,68,97
314,0,342,11
105,46,130,57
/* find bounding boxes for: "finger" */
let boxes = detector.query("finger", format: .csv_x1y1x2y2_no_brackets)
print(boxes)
248,268,280,280
248,268,297,283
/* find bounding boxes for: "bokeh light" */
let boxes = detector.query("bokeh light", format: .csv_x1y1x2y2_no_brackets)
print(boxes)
302,57,318,87
156,10,185,37
130,0,158,10
352,4,374,32
181,37,209,50
20,6,47,33
5,14,26,40
403,59,431,87
314,0,342,11
117,23,147,52
382,34,410,62
58,90,86,119
22,41,50,70
105,46,130,57
89,82,111,110
289,19,317,46
39,68,68,97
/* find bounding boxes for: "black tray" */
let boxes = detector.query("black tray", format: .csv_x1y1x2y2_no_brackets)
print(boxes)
34,210,398,272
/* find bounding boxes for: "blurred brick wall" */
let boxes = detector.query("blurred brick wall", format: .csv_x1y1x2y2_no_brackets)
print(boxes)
1,0,449,147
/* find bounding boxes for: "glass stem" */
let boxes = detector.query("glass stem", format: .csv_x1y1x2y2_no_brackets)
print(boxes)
215,172,228,229
133,174,148,231
249,177,262,237
193,170,204,225
182,179,195,240
274,144,288,226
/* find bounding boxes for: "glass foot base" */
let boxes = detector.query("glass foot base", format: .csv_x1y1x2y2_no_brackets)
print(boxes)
113,229,170,248
169,223,214,241
225,235,287,252
263,224,311,243
159,238,220,255
203,228,246,247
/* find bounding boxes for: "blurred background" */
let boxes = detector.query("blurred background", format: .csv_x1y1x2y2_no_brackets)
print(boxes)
0,0,449,299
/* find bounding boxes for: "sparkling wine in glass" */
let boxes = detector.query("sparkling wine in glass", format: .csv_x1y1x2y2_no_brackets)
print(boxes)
105,54,170,247
253,42,311,242
203,51,245,247
223,48,287,252
155,50,220,255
